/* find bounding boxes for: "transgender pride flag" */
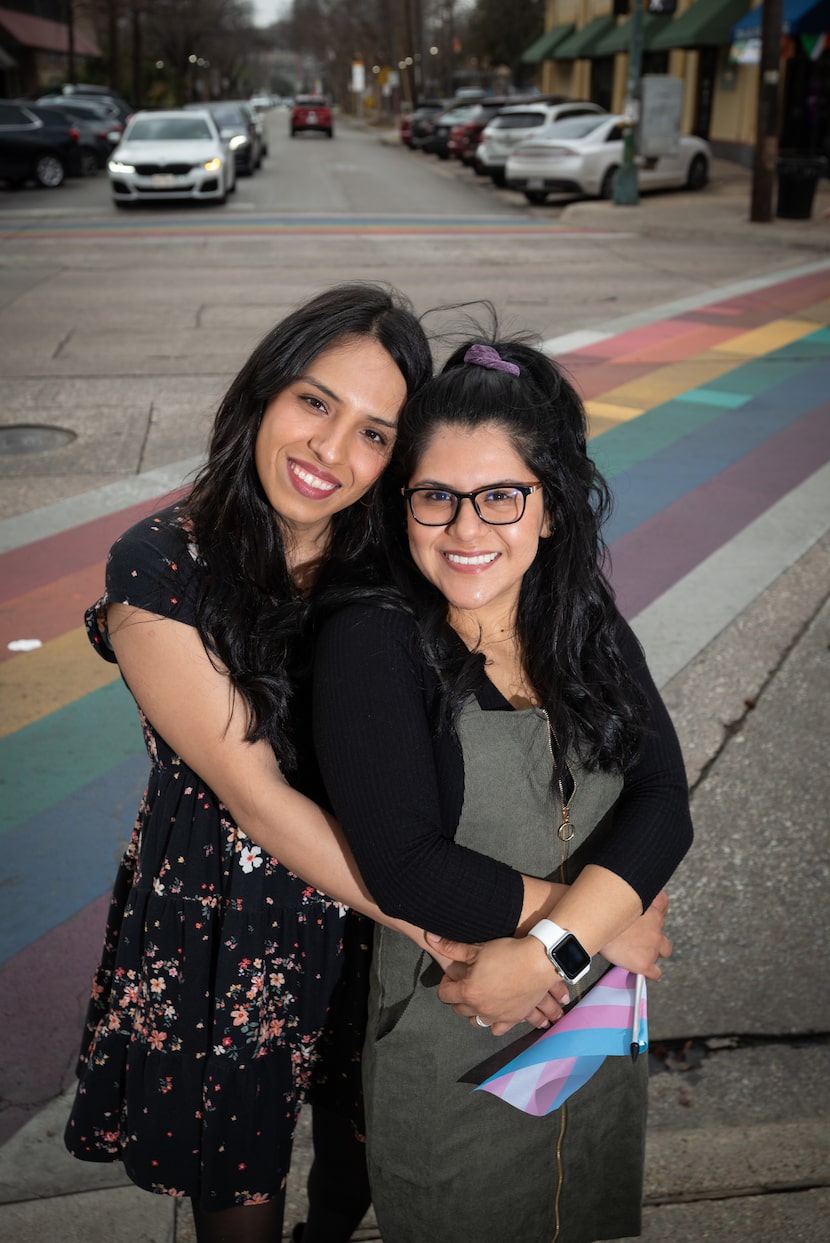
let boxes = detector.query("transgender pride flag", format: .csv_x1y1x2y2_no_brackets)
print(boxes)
467,967,647,1117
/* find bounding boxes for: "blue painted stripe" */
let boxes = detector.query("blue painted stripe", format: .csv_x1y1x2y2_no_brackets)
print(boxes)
0,751,148,964
603,359,830,544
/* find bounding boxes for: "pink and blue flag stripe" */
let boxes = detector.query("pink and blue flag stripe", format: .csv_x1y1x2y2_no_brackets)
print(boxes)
473,967,647,1116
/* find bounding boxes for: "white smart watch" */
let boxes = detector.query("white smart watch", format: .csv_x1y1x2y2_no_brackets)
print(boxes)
528,918,592,984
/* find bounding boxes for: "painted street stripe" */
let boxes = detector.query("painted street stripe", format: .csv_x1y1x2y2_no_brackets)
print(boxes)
0,756,146,965
631,462,830,688
0,627,119,738
0,563,106,664
612,402,830,619
0,679,143,837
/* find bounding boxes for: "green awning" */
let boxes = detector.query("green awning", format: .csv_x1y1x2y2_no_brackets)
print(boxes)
554,14,617,60
521,24,575,65
650,0,752,51
593,12,672,57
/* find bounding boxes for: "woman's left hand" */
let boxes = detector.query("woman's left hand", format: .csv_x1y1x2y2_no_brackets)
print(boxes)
600,889,672,979
425,933,570,1036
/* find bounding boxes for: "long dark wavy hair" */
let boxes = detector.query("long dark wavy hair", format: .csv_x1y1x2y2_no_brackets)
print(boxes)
184,283,432,767
381,337,646,773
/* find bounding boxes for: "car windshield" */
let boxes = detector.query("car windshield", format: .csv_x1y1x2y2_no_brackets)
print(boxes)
437,106,477,125
297,97,326,107
492,111,548,130
537,116,608,141
210,106,246,127
127,116,214,141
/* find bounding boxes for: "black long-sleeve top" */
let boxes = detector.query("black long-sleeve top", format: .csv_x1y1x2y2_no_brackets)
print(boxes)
313,603,693,944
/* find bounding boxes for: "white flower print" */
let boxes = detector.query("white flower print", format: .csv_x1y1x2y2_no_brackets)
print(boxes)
239,844,263,874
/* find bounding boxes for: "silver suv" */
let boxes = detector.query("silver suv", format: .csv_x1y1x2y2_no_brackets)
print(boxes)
476,100,606,186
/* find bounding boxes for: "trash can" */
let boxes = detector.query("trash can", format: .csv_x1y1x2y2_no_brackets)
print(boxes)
776,155,827,220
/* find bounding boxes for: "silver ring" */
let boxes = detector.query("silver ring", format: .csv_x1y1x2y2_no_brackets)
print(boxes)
475,1014,492,1028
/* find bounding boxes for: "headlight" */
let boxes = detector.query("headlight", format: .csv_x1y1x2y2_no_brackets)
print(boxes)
203,157,222,172
228,135,249,150
108,159,135,173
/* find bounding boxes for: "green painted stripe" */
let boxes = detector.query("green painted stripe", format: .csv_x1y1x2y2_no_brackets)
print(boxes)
593,356,810,478
0,680,144,837
682,389,749,409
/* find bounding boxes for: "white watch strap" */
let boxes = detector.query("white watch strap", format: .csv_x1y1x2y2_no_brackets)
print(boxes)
527,918,570,953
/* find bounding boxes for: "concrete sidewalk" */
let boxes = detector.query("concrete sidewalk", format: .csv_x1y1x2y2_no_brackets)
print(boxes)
0,147,828,1240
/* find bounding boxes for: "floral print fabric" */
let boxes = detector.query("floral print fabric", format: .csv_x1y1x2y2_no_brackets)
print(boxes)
64,505,347,1210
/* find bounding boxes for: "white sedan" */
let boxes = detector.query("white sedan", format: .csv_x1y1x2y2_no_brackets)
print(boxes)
505,113,710,205
107,109,236,208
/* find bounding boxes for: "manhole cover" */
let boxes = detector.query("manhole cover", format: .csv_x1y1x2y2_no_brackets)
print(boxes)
0,424,77,455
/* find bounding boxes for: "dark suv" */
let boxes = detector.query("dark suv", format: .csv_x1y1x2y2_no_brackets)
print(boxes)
291,95,333,138
0,100,83,187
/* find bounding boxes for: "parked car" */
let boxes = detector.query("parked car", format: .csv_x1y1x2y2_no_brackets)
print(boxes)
26,101,110,175
421,103,479,159
235,98,269,158
185,101,261,174
291,95,333,138
447,96,547,168
505,113,710,204
0,99,83,187
401,98,445,149
51,84,133,125
35,95,125,149
107,109,235,207
476,100,607,186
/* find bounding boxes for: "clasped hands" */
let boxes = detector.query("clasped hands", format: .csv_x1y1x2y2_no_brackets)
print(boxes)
425,890,671,1038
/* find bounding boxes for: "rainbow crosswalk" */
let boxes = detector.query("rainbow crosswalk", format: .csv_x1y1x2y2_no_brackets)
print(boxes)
1,264,829,1143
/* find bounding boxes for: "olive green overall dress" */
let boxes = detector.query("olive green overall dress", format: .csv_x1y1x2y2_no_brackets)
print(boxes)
363,700,648,1243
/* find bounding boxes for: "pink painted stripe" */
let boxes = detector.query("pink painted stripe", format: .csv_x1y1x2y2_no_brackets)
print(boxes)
0,892,109,1146
570,317,701,360
554,1006,632,1034
614,401,830,618
0,489,185,605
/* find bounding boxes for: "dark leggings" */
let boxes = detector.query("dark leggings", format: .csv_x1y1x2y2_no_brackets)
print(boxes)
301,1105,372,1243
190,1191,285,1243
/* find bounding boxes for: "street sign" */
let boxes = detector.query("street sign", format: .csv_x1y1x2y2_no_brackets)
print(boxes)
639,75,682,158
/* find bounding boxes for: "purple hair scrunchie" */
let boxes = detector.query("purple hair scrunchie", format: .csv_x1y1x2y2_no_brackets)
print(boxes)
463,343,521,377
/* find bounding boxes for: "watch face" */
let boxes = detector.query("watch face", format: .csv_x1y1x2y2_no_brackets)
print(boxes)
551,933,591,981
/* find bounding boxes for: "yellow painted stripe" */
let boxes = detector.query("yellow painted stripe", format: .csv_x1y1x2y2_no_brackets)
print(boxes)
585,400,644,432
594,356,741,412
1,627,120,737
712,318,816,357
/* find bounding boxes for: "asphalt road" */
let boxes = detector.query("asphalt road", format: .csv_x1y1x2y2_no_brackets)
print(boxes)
0,109,812,524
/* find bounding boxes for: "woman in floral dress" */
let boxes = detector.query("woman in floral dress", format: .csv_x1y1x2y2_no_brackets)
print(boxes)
64,284,433,1243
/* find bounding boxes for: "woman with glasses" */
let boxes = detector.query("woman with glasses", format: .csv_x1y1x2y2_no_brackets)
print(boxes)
311,338,693,1243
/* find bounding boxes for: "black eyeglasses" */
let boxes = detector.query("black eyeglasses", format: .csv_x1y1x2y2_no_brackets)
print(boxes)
402,483,542,527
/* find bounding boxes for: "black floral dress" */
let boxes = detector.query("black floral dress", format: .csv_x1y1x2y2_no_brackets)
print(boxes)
64,504,349,1210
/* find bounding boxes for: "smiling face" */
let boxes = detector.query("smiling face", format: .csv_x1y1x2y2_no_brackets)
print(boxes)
406,422,551,636
254,336,407,561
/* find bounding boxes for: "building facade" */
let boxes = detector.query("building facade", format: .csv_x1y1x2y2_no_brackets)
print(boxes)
522,1,830,165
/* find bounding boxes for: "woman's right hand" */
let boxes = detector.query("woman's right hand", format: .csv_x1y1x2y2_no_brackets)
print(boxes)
599,889,671,980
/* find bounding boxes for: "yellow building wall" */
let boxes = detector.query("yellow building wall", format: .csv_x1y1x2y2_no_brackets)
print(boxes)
535,0,760,158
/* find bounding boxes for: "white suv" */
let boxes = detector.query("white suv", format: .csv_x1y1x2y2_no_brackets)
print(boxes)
476,100,606,186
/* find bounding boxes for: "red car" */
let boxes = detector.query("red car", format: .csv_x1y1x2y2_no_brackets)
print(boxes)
291,95,333,138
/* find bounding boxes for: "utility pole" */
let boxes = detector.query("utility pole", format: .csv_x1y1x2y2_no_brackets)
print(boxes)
750,0,783,221
614,0,643,206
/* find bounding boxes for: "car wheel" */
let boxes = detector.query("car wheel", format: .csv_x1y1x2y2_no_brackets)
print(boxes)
113,200,133,210
291,127,297,136
686,154,709,191
599,166,618,200
81,149,99,177
491,170,506,188
326,128,333,138
523,190,548,205
35,152,65,188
